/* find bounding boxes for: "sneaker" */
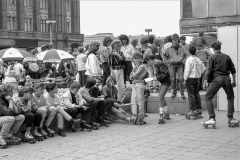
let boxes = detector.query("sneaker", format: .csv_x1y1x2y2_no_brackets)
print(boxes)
171,93,176,98
58,129,66,137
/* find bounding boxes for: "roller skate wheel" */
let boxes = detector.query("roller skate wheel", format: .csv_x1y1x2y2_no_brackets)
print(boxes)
193,116,197,120
204,125,208,129
30,140,35,144
212,125,216,129
0,145,7,149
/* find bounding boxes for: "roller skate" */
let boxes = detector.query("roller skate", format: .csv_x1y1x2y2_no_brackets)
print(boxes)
201,118,216,129
80,121,93,132
91,122,100,130
150,86,155,93
104,116,112,124
0,137,7,149
163,112,170,120
228,118,240,128
5,135,21,145
58,129,66,137
196,110,203,119
158,114,165,124
139,114,146,125
22,132,36,144
32,130,44,141
155,85,160,93
38,128,48,139
98,117,110,127
144,89,150,98
44,127,55,137
185,110,198,120
133,114,141,125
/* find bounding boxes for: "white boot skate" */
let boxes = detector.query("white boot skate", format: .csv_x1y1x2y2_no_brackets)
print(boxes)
201,118,216,129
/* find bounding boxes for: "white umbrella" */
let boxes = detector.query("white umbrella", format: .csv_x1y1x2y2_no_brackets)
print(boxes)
36,49,74,63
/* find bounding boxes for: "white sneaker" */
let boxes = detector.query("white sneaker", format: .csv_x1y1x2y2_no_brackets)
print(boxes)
201,118,216,125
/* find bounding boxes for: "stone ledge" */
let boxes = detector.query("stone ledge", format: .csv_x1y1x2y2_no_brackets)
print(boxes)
147,91,217,115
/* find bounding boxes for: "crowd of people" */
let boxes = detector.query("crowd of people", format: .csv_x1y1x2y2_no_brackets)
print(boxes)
0,33,238,149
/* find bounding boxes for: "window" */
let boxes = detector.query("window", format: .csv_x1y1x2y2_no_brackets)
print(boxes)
66,21,71,33
7,16,16,31
24,0,30,7
40,0,47,9
8,0,16,5
40,19,47,33
66,0,70,11
24,18,32,31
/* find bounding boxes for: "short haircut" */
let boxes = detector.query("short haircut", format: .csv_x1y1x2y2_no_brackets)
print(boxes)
46,83,57,93
102,37,113,47
19,87,34,97
85,78,96,89
148,35,155,44
171,33,179,41
140,37,149,44
111,39,122,48
189,45,196,55
154,38,162,46
132,52,143,60
164,35,172,43
0,84,13,98
131,39,138,47
106,76,117,85
118,34,129,45
179,35,186,40
211,41,222,51
34,83,45,91
70,81,81,90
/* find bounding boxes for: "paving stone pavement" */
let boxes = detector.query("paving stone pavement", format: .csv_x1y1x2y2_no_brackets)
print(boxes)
1,110,240,160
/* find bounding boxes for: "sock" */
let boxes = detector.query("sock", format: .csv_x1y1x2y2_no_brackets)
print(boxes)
159,107,164,114
163,106,168,113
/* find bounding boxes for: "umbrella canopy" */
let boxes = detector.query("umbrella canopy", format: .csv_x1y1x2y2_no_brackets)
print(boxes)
0,48,36,61
36,49,75,63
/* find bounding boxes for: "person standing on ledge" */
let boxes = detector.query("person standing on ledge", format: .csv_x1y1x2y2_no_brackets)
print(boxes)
202,41,239,127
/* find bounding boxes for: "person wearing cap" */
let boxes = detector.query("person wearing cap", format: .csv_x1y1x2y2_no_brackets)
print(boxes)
118,34,134,83
109,40,126,102
85,42,102,78
162,33,186,98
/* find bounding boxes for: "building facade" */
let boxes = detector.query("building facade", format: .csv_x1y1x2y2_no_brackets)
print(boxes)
180,0,240,45
83,33,115,46
0,0,83,51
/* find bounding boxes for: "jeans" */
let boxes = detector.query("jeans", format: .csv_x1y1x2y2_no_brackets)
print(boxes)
131,83,145,115
78,71,87,87
169,64,184,94
36,106,57,128
113,69,125,101
124,61,133,83
89,100,106,122
186,78,201,111
102,62,110,86
205,75,235,119
0,116,15,137
56,107,73,129
23,112,42,128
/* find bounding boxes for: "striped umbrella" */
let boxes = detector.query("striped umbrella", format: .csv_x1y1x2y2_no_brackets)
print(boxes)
0,47,36,61
36,49,74,63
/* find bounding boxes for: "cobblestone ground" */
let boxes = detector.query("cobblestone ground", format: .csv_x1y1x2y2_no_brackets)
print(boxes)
1,110,240,160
